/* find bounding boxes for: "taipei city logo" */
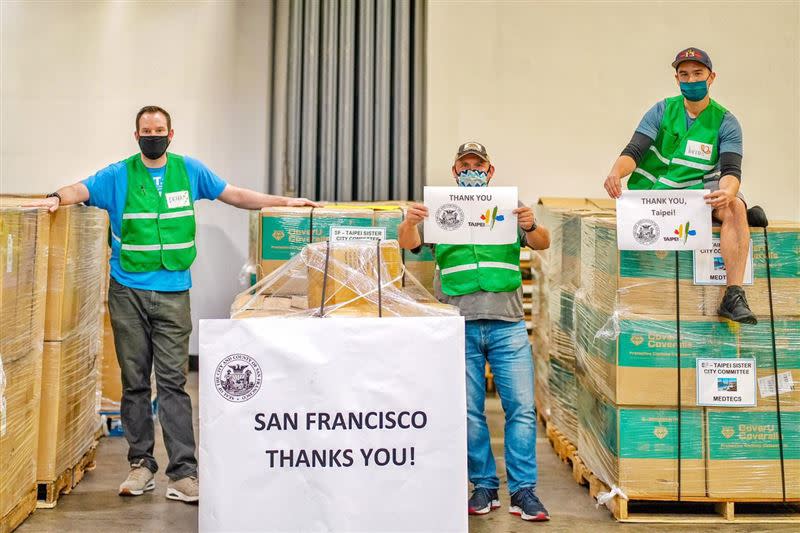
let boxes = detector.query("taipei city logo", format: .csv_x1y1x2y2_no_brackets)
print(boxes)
215,353,262,403
478,206,505,230
673,221,697,244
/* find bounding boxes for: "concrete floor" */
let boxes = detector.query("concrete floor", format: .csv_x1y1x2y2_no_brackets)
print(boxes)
17,372,798,533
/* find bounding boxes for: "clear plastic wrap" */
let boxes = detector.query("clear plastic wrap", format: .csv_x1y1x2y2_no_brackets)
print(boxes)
534,199,615,443
232,239,458,319
0,203,49,519
575,213,800,500
252,205,436,294
524,249,551,419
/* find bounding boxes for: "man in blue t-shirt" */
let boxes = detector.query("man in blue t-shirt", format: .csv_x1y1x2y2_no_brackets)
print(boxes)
27,105,317,503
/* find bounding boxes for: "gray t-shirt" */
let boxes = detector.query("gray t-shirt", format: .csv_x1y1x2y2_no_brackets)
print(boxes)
413,213,528,323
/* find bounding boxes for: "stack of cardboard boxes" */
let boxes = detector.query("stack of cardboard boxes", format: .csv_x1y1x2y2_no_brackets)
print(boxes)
534,198,615,443
575,214,800,499
252,205,436,294
0,203,49,529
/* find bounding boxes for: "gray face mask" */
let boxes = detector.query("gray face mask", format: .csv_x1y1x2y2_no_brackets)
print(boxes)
138,135,170,160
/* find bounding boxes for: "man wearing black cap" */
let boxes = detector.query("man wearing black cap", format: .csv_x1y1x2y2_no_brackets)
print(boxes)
398,142,552,521
603,47,756,324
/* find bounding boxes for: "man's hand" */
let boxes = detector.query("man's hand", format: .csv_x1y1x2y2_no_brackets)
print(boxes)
405,203,428,226
604,174,622,198
23,196,61,213
285,197,320,208
704,188,736,210
513,206,535,230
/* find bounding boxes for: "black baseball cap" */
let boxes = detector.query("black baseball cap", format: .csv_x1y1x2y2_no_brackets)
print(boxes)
454,141,490,163
672,47,712,71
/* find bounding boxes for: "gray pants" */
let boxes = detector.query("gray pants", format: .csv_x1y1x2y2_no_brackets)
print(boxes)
107,278,197,480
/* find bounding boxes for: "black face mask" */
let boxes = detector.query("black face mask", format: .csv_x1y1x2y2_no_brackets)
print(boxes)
138,135,170,160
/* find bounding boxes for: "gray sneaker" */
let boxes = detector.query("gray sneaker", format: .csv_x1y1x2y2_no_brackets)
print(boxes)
119,460,155,496
166,475,199,503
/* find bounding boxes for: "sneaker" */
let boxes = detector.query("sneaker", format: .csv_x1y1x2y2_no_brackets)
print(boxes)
509,487,550,521
717,286,757,325
119,460,155,496
468,487,500,515
166,475,199,503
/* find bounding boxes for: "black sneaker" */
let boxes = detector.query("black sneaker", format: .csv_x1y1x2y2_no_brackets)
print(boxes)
468,487,500,515
509,487,550,521
717,286,758,325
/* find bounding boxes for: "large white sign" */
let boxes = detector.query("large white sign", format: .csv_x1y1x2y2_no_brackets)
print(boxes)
199,316,468,533
693,237,754,285
616,190,712,251
423,186,518,245
696,358,756,407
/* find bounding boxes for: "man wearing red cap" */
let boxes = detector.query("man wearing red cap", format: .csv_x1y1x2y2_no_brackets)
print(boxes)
603,47,756,324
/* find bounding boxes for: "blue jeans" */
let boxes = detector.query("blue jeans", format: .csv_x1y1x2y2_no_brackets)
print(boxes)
465,319,537,494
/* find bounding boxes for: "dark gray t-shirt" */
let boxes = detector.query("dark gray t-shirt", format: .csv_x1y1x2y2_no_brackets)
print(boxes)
413,215,528,323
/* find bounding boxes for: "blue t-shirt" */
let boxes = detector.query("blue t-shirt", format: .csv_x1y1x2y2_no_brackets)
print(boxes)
636,100,743,156
82,155,228,292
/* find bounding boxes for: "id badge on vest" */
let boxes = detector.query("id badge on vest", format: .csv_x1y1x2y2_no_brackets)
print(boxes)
685,140,714,161
166,190,191,209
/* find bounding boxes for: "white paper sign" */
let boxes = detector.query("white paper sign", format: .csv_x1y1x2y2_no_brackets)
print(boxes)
696,358,756,407
758,372,796,398
165,190,191,208
199,317,467,533
616,190,712,251
330,226,387,243
423,186,518,245
693,238,754,285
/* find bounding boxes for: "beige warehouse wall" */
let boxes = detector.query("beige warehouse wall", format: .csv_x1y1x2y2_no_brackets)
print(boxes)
1,0,272,353
426,0,800,221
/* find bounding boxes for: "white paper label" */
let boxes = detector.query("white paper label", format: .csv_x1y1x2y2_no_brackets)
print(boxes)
423,186,518,245
693,237,754,285
199,317,468,533
685,140,714,161
757,372,795,398
616,190,712,251
696,358,756,407
6,234,12,273
165,190,191,209
329,226,387,243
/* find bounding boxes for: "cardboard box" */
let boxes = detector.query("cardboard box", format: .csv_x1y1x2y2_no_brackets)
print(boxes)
706,408,800,499
577,387,706,499
43,205,108,340
38,330,102,481
0,204,47,521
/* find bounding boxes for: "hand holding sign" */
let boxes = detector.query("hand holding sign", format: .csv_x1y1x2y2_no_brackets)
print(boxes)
423,186,518,245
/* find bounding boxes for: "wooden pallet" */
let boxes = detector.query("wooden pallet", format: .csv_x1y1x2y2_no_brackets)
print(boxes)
36,442,98,509
0,488,36,533
544,420,800,523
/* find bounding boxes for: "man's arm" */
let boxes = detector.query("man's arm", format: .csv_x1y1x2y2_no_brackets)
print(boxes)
398,203,426,250
514,205,550,250
217,184,319,209
23,182,90,212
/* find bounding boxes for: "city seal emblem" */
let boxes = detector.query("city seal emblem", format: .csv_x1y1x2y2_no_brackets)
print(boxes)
215,353,262,403
435,203,465,231
632,219,660,245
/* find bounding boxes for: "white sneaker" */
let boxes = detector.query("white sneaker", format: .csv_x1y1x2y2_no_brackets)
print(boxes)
119,460,155,496
166,475,199,503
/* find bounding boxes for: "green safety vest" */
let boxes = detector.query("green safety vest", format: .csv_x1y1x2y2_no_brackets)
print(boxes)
119,153,197,272
628,95,726,190
435,241,522,296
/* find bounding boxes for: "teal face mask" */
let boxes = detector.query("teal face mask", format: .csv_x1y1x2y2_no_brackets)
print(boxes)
680,79,709,102
457,169,488,187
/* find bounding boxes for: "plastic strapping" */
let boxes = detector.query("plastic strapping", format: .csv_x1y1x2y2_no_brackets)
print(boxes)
763,226,787,501
377,240,383,317
308,206,316,244
318,239,331,317
674,251,682,501
595,485,628,509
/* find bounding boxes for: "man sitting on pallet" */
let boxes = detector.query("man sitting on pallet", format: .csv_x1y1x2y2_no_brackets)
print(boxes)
603,47,756,324
398,142,552,522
